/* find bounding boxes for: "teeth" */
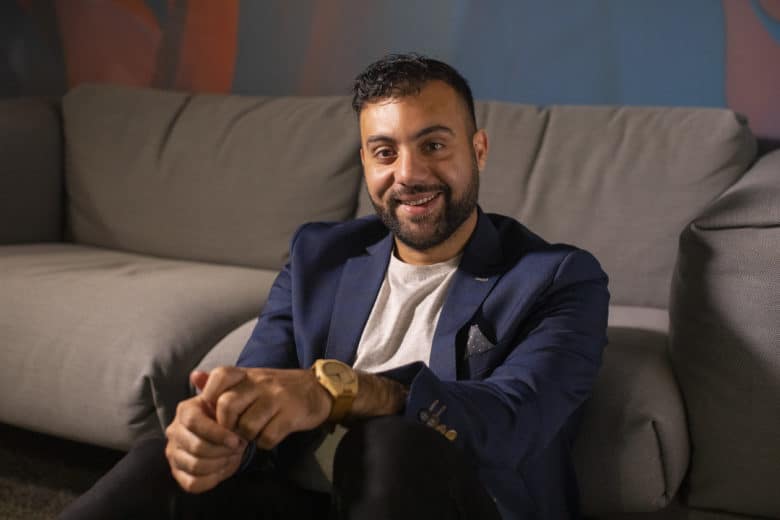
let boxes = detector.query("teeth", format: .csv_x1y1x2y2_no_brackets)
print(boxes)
404,193,437,206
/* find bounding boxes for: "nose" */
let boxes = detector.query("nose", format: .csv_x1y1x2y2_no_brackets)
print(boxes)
395,149,428,186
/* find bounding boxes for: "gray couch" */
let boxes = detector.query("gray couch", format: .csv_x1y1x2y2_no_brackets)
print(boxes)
1,85,778,519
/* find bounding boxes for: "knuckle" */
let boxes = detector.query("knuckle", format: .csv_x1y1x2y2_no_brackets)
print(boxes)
180,477,196,493
190,437,206,454
176,398,194,417
269,385,284,399
211,366,231,382
180,413,193,429
164,443,174,462
216,392,235,412
183,457,199,474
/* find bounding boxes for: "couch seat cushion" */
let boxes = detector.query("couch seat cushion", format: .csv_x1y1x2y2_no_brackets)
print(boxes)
575,306,688,515
0,244,276,450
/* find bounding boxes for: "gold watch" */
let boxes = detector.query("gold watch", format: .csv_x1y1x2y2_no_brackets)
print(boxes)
312,359,359,423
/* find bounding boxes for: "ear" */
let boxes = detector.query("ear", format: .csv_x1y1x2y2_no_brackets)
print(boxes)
473,129,489,172
360,146,365,166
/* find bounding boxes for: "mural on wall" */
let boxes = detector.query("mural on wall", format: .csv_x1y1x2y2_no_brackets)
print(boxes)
2,0,238,94
1,0,779,142
724,0,780,142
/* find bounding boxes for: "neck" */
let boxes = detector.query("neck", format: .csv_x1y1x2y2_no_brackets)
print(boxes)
394,210,478,265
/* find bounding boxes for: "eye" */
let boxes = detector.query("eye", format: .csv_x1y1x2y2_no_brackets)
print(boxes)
373,147,396,160
424,142,444,153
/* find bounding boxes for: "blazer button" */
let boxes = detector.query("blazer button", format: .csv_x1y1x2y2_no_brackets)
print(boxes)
445,429,457,441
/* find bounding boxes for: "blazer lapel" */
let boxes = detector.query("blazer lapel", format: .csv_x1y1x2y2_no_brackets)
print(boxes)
429,211,504,380
324,233,393,363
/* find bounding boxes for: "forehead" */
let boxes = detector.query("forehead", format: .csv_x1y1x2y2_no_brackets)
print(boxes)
358,80,469,139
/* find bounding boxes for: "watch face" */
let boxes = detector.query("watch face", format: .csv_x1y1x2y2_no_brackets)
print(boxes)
321,361,356,392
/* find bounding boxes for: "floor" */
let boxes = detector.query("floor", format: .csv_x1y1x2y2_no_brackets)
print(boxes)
0,423,123,519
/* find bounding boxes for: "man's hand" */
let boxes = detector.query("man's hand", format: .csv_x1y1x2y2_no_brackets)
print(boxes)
200,366,333,450
164,371,247,494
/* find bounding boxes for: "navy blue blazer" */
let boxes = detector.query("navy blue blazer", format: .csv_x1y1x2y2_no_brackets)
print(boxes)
237,209,609,519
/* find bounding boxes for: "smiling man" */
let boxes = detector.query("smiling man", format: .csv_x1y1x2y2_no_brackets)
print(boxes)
62,54,609,520
360,78,484,263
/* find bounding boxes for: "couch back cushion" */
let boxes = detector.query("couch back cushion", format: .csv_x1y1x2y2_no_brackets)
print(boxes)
63,85,362,270
478,104,756,307
358,103,755,307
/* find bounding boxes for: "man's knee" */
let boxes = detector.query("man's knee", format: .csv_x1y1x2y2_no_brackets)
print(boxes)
331,416,499,519
333,416,464,498
335,416,453,475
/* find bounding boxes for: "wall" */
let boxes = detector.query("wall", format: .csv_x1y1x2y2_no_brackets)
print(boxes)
2,0,779,141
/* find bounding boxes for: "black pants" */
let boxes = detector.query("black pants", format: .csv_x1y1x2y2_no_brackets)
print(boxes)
59,416,502,519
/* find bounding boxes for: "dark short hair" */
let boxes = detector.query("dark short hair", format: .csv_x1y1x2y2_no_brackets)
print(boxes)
351,53,476,131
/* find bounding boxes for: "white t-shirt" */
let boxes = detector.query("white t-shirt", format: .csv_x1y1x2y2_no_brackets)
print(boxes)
353,252,461,373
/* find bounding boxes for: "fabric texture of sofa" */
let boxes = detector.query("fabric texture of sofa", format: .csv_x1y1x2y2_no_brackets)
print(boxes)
1,84,777,519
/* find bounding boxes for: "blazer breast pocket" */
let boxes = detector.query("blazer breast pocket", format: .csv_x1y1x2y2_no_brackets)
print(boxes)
465,323,496,357
463,323,503,378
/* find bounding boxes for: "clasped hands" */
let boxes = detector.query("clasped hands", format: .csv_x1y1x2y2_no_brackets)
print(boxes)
164,366,333,493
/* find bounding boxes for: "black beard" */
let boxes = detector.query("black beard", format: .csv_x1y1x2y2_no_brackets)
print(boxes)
370,166,479,251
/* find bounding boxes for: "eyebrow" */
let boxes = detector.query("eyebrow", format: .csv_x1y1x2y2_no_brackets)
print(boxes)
365,124,456,145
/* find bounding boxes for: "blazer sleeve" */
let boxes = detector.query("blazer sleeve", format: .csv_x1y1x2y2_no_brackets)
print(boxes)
381,249,609,471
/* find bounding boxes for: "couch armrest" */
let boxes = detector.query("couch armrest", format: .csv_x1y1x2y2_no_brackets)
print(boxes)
0,97,64,244
669,149,780,517
692,149,780,230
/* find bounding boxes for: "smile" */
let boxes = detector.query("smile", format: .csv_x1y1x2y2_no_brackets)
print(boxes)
399,193,440,206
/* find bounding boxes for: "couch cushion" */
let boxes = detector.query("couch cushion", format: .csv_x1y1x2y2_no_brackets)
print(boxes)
575,307,688,515
670,150,780,517
478,104,755,308
0,244,276,450
0,97,63,244
358,105,756,308
63,85,362,270
194,318,257,375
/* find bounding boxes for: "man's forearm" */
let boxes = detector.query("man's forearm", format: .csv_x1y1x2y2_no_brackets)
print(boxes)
348,371,409,418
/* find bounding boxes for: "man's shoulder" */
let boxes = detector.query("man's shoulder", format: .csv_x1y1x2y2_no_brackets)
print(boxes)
483,211,568,259
483,212,605,279
291,215,389,256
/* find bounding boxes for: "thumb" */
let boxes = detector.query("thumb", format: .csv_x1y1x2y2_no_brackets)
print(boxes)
190,370,210,393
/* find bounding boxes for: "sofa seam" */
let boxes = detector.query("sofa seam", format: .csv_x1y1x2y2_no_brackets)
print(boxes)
650,419,672,508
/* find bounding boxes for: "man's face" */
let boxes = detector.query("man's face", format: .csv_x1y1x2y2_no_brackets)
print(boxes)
359,80,488,252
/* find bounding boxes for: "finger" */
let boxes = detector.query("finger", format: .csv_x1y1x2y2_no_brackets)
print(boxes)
200,366,246,405
169,445,241,477
215,382,259,432
236,399,276,442
171,465,231,495
190,370,210,393
174,398,243,450
168,421,241,459
255,412,294,450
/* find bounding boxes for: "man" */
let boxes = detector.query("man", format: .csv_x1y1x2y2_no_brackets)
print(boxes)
61,54,609,519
